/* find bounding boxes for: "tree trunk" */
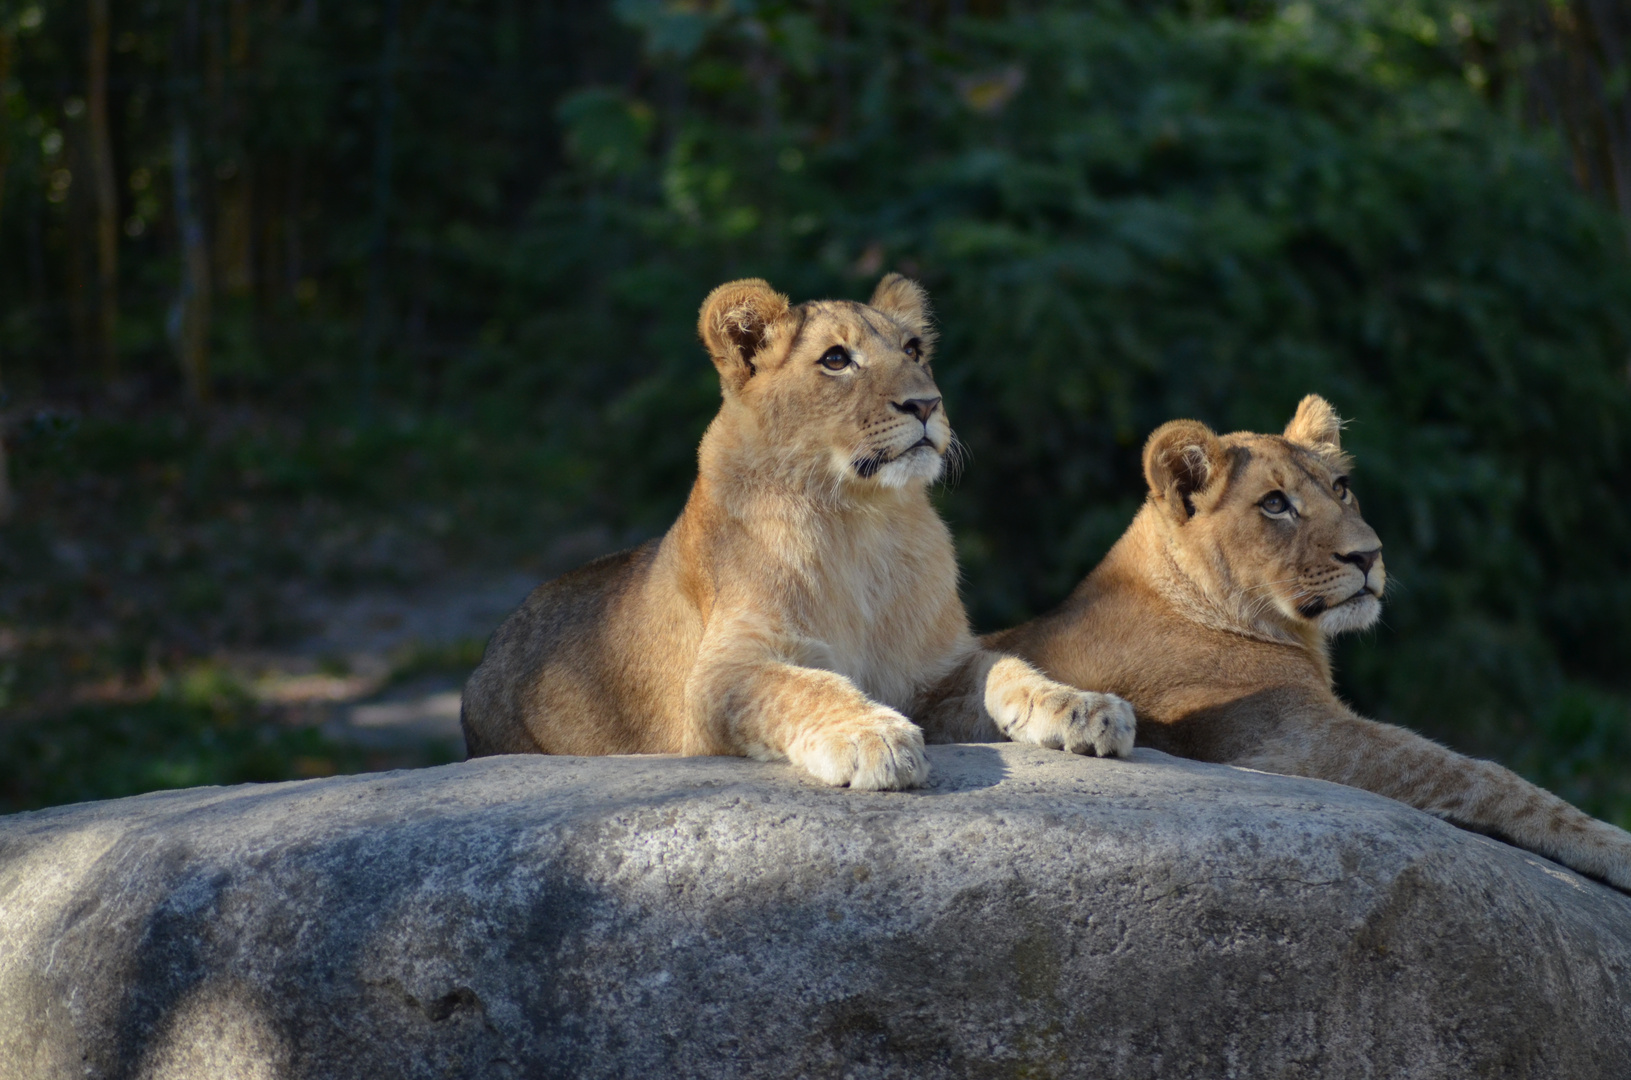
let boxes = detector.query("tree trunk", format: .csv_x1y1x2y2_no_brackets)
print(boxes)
1576,0,1631,219
0,420,11,523
87,0,119,381
217,0,255,297
359,0,401,414
172,0,211,404
0,25,13,522
0,25,12,232
65,131,91,375
172,122,212,404
1505,0,1631,228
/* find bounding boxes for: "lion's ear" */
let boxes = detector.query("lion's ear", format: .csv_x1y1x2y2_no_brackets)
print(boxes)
1283,394,1343,451
867,273,934,338
1143,419,1226,523
698,278,791,393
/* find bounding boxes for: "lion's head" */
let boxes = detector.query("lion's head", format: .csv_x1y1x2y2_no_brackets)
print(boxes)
1142,394,1385,640
696,274,951,494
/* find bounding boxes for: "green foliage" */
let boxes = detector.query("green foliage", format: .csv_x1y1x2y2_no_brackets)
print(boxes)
1509,689,1631,830
0,682,365,814
536,0,1631,786
2,0,1629,818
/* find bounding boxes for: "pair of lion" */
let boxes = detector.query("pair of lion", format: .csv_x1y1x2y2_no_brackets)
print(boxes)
461,276,1631,892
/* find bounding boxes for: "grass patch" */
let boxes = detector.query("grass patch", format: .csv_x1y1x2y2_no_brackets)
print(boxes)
0,695,367,815
386,638,489,685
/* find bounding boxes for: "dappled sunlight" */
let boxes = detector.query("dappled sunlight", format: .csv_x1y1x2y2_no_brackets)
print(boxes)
134,980,288,1080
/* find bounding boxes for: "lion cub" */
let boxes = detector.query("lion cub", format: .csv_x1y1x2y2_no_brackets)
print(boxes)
990,395,1631,890
461,275,1135,789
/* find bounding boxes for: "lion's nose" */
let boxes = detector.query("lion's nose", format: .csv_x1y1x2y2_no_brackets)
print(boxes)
1336,548,1381,575
892,396,941,423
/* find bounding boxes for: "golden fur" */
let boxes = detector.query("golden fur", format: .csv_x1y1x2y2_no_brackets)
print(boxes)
991,395,1631,890
461,275,1135,789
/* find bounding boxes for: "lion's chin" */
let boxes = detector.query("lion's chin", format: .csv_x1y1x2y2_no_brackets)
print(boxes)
867,444,946,489
1315,591,1382,637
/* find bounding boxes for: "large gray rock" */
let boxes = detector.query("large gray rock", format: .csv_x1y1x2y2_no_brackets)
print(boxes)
3,745,1630,1080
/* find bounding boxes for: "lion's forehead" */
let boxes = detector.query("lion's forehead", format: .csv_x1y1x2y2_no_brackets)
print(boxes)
796,301,909,350
1229,437,1343,494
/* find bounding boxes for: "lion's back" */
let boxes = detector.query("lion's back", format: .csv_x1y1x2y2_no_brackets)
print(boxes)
460,542,665,757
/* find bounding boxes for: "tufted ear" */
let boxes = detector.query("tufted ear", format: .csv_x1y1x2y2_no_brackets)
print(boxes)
698,278,791,394
1143,419,1227,523
867,273,935,341
1283,394,1343,451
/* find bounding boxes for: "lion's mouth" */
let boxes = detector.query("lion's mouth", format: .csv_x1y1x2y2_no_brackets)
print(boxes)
1299,589,1379,619
852,439,941,478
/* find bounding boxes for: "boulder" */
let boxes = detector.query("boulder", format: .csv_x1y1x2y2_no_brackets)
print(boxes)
3,744,1630,1079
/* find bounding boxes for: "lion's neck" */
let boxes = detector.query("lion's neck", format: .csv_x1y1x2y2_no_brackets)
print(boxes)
1108,505,1333,681
684,429,951,592
704,464,928,530
679,455,966,711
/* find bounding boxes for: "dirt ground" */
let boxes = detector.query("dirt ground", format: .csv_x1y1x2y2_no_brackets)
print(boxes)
218,568,544,755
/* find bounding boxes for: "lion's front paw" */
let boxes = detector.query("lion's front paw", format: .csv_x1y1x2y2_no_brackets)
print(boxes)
1015,687,1137,759
791,709,929,791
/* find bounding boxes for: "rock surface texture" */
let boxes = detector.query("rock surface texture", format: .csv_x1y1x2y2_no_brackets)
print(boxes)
3,744,1630,1080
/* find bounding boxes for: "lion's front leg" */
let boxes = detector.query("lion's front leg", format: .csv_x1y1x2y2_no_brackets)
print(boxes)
686,617,929,790
916,651,1136,757
985,654,1136,757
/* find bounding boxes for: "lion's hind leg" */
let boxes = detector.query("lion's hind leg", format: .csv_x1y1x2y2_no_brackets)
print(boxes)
1237,710,1631,892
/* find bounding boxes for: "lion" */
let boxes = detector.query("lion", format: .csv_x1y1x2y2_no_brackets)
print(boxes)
988,395,1631,890
461,274,1135,789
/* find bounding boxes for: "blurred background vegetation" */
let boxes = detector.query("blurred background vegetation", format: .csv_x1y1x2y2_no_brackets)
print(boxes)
1,0,1629,821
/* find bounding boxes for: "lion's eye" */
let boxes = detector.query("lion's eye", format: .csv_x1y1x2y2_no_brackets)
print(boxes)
818,346,852,371
903,338,921,361
1261,492,1292,516
1334,476,1350,500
